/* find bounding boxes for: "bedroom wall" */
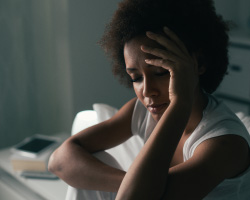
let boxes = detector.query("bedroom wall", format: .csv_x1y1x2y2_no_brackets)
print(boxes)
0,0,73,148
214,0,250,32
68,0,135,116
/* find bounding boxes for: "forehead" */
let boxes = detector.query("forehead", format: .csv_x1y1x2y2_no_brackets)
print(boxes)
124,35,163,55
124,35,164,68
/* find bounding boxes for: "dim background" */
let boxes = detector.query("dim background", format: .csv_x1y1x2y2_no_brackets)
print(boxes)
1,0,250,148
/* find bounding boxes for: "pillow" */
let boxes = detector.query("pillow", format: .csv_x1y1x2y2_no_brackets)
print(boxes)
71,110,98,135
93,103,118,123
71,104,118,136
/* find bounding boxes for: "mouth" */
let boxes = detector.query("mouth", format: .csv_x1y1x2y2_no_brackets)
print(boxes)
147,103,168,114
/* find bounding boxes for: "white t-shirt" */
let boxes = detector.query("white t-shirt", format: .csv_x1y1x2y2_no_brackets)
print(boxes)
131,94,250,199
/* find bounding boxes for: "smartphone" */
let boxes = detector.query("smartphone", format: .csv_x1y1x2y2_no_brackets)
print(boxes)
13,135,58,158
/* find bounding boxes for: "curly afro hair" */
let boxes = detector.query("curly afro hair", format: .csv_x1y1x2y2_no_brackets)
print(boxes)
99,0,229,94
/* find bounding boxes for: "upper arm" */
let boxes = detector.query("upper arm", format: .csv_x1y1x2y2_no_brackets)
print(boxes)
69,98,137,153
163,135,250,200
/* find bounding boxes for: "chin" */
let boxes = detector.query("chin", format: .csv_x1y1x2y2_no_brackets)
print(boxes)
152,113,162,122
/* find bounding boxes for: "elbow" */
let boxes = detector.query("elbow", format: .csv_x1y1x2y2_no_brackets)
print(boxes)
48,140,76,175
48,149,62,174
48,151,57,173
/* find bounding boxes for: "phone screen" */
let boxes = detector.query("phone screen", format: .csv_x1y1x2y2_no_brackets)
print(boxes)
16,138,56,153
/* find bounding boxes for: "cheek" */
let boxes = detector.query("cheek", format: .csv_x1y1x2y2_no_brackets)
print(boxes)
159,78,170,92
133,84,143,98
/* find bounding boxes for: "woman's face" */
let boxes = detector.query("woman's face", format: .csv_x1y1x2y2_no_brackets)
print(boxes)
124,36,170,121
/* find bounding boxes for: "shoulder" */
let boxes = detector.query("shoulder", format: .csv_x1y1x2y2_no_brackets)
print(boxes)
185,94,250,159
111,97,137,121
193,134,250,179
185,95,250,179
166,134,250,199
183,94,250,181
106,97,138,132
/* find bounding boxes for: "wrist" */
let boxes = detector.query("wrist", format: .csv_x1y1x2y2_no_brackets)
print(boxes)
169,97,193,110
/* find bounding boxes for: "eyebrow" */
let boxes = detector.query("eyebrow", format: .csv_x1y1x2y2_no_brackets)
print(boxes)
126,68,137,72
126,65,154,72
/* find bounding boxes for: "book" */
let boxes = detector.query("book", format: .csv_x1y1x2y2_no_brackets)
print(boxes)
10,135,61,172
10,149,53,172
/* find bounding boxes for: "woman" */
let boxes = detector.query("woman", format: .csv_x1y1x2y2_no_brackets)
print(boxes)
48,0,250,199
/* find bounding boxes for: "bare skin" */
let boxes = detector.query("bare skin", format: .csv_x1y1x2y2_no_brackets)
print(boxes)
48,27,250,199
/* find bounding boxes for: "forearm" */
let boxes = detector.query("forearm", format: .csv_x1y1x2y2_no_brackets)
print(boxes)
116,101,192,200
48,140,125,192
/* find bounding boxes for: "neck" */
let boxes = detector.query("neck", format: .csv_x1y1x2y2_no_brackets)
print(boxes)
184,89,208,135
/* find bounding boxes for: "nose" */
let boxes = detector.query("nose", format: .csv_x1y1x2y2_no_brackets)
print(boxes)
143,77,159,97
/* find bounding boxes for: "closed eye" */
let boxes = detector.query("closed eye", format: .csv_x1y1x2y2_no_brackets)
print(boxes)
130,71,169,82
130,76,143,83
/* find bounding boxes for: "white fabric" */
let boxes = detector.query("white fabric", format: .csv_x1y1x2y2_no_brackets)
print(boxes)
131,95,250,200
131,99,157,141
66,103,143,200
71,103,119,136
93,103,118,123
183,95,250,161
71,110,98,135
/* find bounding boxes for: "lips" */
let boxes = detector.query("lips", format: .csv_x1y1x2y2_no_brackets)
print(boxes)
147,103,168,114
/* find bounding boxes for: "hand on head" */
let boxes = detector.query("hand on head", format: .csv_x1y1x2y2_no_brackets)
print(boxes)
141,27,200,104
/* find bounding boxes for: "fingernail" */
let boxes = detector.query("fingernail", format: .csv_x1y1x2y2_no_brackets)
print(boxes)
146,31,154,36
145,59,151,63
141,45,149,51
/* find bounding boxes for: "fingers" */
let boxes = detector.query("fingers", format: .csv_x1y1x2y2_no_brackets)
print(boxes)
141,45,177,63
146,31,183,57
145,58,174,72
141,27,197,76
146,27,190,57
162,27,190,55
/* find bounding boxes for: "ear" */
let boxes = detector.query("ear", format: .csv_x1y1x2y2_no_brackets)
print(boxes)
193,51,206,75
